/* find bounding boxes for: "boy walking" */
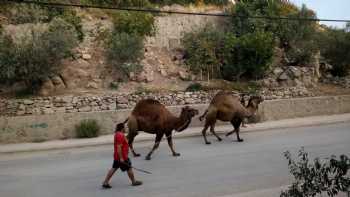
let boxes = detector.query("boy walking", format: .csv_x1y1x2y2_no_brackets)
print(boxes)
102,123,142,189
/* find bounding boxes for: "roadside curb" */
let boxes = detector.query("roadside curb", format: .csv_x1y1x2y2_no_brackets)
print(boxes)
1,113,350,154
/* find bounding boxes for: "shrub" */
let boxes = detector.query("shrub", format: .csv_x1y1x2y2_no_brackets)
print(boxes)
59,9,84,41
186,83,203,92
75,119,101,138
221,31,274,81
107,32,144,71
105,11,154,77
281,148,350,197
182,25,225,79
0,18,78,92
1,3,84,41
111,12,155,37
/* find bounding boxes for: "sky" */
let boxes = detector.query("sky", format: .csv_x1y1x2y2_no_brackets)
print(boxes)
289,0,350,28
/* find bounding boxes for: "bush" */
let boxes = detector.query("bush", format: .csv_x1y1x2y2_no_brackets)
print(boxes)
111,12,155,37
1,3,84,41
75,119,101,138
59,9,84,41
318,26,350,77
106,12,154,76
186,83,203,92
0,18,78,92
221,31,274,81
182,25,225,79
107,32,144,71
281,148,350,197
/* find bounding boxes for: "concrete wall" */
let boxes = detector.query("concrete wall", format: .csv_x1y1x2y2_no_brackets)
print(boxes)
1,95,350,144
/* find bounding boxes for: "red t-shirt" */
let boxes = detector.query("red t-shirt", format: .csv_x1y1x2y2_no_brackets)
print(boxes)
114,131,129,161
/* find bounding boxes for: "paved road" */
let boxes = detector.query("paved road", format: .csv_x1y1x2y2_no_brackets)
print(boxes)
0,122,349,197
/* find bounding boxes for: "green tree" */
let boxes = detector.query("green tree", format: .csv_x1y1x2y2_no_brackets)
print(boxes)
318,27,350,77
221,31,274,81
230,1,318,65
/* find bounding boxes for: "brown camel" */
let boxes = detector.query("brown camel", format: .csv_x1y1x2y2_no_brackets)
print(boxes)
199,91,263,144
124,99,199,160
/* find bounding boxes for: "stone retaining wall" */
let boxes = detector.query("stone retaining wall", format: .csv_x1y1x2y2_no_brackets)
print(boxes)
0,87,313,117
1,95,349,144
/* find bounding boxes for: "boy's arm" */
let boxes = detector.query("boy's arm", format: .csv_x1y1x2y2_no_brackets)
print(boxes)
117,144,124,162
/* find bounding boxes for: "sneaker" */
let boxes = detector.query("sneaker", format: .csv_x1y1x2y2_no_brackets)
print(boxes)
132,180,143,186
102,184,112,189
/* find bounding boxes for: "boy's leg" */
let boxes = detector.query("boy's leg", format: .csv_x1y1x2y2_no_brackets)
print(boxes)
127,169,142,186
121,159,142,186
103,168,117,187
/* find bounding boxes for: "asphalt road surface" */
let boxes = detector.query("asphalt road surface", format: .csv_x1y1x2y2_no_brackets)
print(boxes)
0,122,349,197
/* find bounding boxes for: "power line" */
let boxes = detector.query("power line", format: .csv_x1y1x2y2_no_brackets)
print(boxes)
4,0,350,23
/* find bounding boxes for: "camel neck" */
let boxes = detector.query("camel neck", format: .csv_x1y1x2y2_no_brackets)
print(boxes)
173,115,190,132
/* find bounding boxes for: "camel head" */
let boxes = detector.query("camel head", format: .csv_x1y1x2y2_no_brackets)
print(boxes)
175,106,199,132
246,95,264,115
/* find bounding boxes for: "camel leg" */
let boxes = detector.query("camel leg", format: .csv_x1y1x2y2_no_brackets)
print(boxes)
225,119,241,139
145,133,164,160
234,120,244,142
225,121,236,137
127,132,140,157
165,132,180,157
227,119,243,142
210,123,222,142
201,123,211,145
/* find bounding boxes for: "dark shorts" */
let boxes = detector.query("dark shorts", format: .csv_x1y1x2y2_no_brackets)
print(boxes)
112,158,131,172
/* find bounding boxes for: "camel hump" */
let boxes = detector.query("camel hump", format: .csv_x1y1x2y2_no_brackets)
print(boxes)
132,99,168,117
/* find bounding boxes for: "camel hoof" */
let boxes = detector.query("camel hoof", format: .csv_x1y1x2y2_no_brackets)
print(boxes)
145,155,151,160
205,141,211,145
173,153,180,157
218,138,222,141
238,139,244,142
134,153,141,157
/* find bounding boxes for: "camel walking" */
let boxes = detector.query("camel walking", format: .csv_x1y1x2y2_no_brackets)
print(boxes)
199,91,263,144
124,99,199,160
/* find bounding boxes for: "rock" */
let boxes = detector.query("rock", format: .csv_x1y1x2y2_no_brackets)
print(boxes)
160,69,168,77
86,82,99,89
55,107,66,113
18,104,25,111
273,67,284,76
82,54,92,60
146,71,154,82
16,110,25,115
179,71,189,80
278,72,289,80
43,108,54,114
75,68,89,78
23,99,34,105
39,79,55,96
51,76,64,86
294,79,303,87
289,66,302,78
116,96,128,104
78,106,91,112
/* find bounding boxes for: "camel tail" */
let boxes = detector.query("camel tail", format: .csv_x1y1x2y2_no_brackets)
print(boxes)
199,110,208,122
